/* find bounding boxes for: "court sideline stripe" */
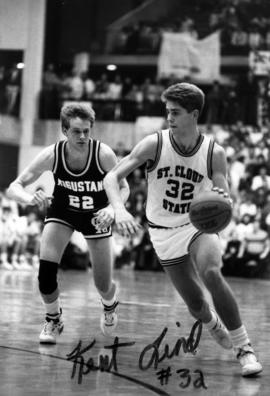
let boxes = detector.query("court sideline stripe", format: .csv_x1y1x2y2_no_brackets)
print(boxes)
0,344,170,396
120,301,170,307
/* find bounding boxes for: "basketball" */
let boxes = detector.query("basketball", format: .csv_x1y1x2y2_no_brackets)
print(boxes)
189,191,232,233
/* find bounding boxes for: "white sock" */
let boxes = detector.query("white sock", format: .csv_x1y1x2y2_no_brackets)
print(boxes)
229,325,250,349
44,298,60,315
101,297,116,307
204,310,218,330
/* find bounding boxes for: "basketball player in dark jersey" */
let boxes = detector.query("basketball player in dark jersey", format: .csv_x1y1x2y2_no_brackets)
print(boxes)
104,83,262,377
7,103,129,343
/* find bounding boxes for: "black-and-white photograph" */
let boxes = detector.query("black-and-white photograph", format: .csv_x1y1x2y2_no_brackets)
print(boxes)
0,0,270,395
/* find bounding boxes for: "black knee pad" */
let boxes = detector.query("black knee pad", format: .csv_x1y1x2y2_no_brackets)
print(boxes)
38,259,58,295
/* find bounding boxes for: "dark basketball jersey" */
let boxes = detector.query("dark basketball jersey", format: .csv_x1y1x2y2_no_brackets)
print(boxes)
51,139,109,213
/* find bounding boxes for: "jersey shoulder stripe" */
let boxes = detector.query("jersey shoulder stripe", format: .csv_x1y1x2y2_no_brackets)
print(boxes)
207,138,215,179
52,141,61,173
94,140,105,175
146,131,162,173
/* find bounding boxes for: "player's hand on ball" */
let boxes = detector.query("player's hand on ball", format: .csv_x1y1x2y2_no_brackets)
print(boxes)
114,210,141,237
212,187,233,208
95,206,115,229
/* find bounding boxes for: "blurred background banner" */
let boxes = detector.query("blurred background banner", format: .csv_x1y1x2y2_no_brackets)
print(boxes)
157,31,220,82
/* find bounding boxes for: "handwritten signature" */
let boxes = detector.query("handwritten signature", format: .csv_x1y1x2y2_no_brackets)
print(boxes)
66,320,203,386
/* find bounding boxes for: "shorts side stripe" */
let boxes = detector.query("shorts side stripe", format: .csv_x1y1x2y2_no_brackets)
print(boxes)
188,230,203,251
84,230,112,239
44,218,74,230
159,254,189,267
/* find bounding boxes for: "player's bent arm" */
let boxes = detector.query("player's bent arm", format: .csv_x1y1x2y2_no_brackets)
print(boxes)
211,143,230,194
104,135,157,211
7,145,55,205
99,143,130,205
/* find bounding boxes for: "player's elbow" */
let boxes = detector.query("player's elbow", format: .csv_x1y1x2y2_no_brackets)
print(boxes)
104,171,118,189
6,181,21,200
6,182,16,199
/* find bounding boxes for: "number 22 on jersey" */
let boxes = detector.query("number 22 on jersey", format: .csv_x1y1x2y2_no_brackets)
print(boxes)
68,195,94,210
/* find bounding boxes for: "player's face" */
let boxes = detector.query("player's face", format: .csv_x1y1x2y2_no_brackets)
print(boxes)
166,101,197,132
64,117,92,147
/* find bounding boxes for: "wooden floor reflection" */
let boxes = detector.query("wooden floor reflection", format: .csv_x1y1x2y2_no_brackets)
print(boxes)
0,267,268,396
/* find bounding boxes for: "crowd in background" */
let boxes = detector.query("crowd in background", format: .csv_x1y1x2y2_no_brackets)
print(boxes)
0,61,267,127
37,64,262,126
110,0,270,55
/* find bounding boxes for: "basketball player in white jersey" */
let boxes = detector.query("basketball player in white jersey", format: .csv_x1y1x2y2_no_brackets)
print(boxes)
7,103,129,343
104,83,262,377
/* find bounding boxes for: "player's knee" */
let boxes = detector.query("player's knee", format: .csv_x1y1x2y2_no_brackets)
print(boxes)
95,279,115,296
202,266,222,288
189,299,209,320
38,259,58,295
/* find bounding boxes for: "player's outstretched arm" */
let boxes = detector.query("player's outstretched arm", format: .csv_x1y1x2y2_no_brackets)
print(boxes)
7,145,55,207
104,135,157,235
211,143,233,206
95,143,130,229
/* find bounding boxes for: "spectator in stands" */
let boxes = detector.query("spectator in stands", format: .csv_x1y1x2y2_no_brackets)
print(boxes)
40,63,60,118
82,72,96,100
260,191,270,234
205,81,223,125
121,76,133,98
123,84,144,120
148,25,162,53
23,210,43,268
235,214,254,240
236,72,258,125
0,204,24,270
231,26,249,48
221,215,243,276
69,70,84,101
5,63,22,116
248,27,264,50
113,26,130,54
125,23,140,54
237,219,270,277
238,168,253,193
237,191,258,220
253,187,267,210
94,73,110,99
0,65,6,113
220,85,239,124
58,71,72,103
111,231,132,269
251,165,270,192
229,155,246,195
265,28,270,49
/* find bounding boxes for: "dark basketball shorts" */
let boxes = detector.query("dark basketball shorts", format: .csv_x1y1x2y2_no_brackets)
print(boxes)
45,206,112,239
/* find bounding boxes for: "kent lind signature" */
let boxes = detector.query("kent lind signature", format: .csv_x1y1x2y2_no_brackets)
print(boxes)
66,337,135,384
66,320,203,386
139,320,202,370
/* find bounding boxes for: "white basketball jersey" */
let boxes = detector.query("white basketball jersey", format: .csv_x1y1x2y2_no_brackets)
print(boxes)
146,129,214,228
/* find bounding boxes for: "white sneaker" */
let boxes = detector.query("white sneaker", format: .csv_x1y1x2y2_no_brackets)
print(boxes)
12,260,21,270
235,344,263,377
100,301,119,336
39,309,64,344
1,261,14,271
208,311,232,350
19,257,32,270
32,256,40,270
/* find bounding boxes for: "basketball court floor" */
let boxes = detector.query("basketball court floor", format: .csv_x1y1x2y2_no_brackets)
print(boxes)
0,267,268,396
